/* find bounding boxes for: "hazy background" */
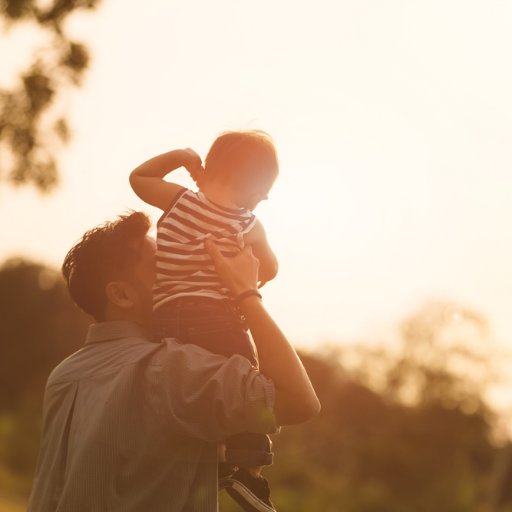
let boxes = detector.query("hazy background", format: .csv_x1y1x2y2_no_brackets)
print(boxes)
2,1,512,510
2,0,511,347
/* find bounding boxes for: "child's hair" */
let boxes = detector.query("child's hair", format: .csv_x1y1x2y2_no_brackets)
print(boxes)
204,130,279,190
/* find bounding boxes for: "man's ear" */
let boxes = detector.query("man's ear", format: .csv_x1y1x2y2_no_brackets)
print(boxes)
105,281,135,309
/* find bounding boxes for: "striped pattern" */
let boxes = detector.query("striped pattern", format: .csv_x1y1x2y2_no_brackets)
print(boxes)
154,190,256,310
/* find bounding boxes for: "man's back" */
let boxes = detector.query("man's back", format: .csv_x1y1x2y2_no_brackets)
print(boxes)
28,321,277,512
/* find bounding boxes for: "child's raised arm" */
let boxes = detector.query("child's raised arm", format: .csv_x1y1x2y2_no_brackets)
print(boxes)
244,220,279,288
130,149,204,210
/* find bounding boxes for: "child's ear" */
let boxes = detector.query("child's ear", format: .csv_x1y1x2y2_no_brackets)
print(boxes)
105,281,135,309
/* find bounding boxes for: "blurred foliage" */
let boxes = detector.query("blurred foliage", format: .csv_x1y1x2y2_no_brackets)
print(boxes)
0,0,101,191
0,258,89,412
0,258,88,496
1,260,512,511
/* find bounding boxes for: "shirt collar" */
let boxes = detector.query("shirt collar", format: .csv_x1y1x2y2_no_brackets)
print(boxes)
84,321,150,346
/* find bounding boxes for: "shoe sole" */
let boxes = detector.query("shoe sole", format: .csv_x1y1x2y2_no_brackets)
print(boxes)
225,480,276,512
218,475,232,490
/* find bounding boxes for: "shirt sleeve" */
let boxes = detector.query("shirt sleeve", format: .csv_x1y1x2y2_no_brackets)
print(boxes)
149,339,279,442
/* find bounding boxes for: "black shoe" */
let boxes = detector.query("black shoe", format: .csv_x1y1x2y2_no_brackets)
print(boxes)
224,468,276,512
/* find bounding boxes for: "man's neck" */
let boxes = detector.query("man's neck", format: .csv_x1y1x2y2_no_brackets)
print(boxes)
103,308,148,328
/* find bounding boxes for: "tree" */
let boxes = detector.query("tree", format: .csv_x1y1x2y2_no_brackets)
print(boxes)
256,302,507,512
2,266,511,512
0,0,102,192
386,301,494,411
0,258,89,412
260,349,498,512
0,258,89,485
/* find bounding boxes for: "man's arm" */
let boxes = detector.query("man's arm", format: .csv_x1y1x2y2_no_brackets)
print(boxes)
205,239,321,425
130,148,204,210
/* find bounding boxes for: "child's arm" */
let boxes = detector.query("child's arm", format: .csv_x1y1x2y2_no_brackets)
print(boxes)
244,220,279,288
130,149,204,210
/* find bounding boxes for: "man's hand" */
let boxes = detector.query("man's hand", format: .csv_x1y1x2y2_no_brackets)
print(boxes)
204,238,259,297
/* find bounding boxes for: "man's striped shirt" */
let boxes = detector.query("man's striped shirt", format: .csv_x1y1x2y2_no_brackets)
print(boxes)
27,321,277,512
154,189,256,311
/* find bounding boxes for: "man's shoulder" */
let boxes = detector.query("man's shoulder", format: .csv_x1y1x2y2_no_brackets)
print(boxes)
47,336,163,387
153,338,278,440
157,336,248,365
157,337,274,397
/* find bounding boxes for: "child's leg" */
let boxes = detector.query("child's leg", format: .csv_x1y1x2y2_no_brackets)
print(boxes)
155,300,270,461
153,298,276,511
153,297,257,364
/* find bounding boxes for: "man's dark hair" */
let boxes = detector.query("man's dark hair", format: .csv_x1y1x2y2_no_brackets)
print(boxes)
62,211,151,321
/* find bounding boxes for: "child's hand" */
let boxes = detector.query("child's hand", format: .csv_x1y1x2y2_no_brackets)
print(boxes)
182,148,205,188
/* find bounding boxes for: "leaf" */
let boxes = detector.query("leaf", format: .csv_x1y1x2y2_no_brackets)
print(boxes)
1,0,101,191
1,0,34,20
54,117,70,143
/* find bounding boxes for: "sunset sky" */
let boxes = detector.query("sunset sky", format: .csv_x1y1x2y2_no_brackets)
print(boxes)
2,0,512,357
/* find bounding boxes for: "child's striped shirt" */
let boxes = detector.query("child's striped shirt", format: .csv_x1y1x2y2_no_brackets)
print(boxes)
154,189,256,311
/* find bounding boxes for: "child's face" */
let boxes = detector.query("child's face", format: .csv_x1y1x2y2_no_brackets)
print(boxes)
244,191,269,211
237,177,275,211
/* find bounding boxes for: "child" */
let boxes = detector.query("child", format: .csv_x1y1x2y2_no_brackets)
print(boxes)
130,131,279,512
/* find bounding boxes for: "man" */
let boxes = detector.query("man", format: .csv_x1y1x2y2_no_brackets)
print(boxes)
27,211,320,512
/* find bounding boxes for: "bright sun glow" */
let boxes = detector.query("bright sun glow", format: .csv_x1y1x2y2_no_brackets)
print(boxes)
2,0,512,353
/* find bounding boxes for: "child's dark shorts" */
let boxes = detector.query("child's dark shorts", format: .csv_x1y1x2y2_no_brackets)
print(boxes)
153,297,273,467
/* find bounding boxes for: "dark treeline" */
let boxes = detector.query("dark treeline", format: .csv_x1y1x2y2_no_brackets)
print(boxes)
1,259,512,511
